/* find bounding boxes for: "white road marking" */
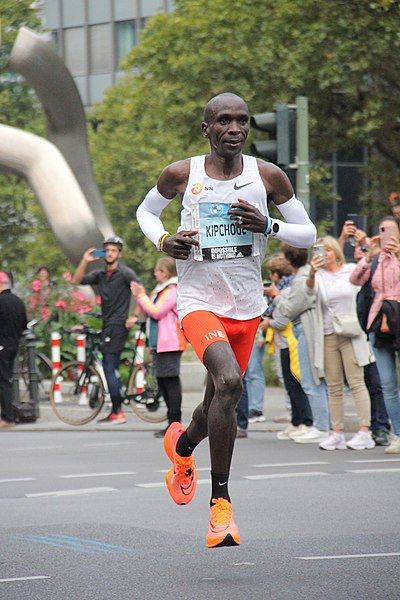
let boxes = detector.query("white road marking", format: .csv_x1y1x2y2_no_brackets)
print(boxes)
84,441,137,447
58,472,135,478
347,458,400,463
296,552,400,560
8,446,63,452
26,487,116,497
137,478,210,488
0,575,50,583
244,471,329,480
250,462,330,468
347,468,400,474
0,478,35,483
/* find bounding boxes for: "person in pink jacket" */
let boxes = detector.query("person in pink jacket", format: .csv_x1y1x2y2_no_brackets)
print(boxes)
131,257,186,437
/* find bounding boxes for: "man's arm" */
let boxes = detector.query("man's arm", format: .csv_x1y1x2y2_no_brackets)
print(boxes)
136,159,199,259
228,161,316,248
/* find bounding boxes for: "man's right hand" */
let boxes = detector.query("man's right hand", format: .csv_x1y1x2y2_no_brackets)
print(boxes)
163,230,199,260
83,247,101,262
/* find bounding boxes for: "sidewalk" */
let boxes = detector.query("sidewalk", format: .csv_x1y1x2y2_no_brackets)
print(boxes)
9,386,359,433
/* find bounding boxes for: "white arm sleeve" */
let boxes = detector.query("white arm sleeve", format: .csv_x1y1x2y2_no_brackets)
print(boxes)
270,195,316,248
136,186,174,246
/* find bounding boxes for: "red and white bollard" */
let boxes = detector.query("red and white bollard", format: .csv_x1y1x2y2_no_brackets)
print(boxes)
51,332,62,403
76,334,88,405
134,329,146,393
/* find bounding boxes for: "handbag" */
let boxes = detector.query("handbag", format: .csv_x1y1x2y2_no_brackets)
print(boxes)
332,313,364,338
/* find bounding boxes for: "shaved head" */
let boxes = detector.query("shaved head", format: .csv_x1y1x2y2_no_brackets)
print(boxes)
203,93,248,123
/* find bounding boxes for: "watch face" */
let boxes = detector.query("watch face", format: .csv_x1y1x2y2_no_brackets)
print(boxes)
272,222,279,234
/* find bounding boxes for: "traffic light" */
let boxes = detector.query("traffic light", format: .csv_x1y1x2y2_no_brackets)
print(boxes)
250,104,296,167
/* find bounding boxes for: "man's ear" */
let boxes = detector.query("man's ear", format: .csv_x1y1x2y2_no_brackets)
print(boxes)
201,122,209,139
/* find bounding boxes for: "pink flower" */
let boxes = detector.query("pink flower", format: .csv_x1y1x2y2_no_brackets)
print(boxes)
55,300,67,309
62,272,72,281
41,306,51,320
31,279,41,292
95,295,102,305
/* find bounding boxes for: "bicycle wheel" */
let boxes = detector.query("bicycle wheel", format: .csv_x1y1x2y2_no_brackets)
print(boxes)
127,360,168,423
18,351,53,403
50,361,105,425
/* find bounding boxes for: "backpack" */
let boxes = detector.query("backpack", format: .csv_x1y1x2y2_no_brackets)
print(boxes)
356,256,379,332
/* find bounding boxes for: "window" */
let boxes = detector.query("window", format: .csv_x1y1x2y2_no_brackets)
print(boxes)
64,27,86,76
116,20,136,67
89,24,113,74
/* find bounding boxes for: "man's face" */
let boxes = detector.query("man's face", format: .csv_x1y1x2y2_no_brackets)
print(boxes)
202,98,250,159
104,244,121,265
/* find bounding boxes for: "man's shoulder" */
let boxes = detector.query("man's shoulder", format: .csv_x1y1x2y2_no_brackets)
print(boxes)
118,264,138,281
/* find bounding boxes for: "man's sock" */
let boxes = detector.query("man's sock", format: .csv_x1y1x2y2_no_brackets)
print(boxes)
211,472,231,504
176,431,198,457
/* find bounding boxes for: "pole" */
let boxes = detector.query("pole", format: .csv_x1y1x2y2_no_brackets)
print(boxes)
25,329,40,418
295,96,310,214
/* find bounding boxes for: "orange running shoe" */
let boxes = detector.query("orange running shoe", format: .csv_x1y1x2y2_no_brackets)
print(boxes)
206,498,241,548
164,422,197,505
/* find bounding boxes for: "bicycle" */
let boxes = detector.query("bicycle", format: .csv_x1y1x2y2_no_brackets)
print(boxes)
15,318,53,404
49,323,168,426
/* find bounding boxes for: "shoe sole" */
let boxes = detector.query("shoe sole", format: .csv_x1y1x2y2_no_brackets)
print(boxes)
206,532,241,548
346,444,375,450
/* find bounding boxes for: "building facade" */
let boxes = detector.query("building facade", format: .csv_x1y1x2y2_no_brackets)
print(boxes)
41,0,175,106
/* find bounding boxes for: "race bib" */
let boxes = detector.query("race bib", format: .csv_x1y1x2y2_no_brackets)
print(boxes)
192,202,254,261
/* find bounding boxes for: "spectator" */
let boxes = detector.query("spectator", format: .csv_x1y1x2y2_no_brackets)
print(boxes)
130,257,186,438
272,244,330,443
338,222,391,446
28,265,53,319
307,236,375,450
0,271,27,429
72,236,140,424
262,255,314,441
350,217,400,454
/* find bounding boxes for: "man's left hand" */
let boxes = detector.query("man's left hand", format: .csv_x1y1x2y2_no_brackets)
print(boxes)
228,198,268,233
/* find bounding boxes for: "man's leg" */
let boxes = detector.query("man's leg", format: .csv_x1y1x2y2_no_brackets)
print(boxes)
102,353,124,416
0,349,17,424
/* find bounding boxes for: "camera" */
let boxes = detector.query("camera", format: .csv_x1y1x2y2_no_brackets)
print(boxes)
92,248,107,258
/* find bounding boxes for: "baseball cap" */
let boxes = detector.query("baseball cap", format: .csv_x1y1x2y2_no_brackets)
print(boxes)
0,272,11,287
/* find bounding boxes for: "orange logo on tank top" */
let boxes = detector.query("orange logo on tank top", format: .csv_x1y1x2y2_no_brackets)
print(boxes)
191,183,203,195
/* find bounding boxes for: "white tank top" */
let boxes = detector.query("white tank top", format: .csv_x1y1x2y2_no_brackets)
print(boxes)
176,154,268,321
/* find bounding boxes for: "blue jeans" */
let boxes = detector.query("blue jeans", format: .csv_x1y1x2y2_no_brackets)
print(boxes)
292,323,330,431
103,353,122,413
245,342,265,414
369,332,400,436
364,361,390,433
236,379,249,430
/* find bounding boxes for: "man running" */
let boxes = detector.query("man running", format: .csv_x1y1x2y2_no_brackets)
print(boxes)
136,92,316,547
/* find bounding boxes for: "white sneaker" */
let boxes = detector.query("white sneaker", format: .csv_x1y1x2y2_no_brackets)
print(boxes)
319,432,346,450
384,434,400,454
277,425,298,440
294,427,330,444
346,431,375,450
288,424,310,440
248,414,266,423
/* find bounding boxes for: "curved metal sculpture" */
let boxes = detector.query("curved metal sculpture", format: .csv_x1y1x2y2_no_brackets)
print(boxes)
0,27,115,266
9,27,113,239
0,124,107,266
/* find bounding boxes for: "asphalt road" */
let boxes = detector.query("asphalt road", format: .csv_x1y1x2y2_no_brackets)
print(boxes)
1,429,399,600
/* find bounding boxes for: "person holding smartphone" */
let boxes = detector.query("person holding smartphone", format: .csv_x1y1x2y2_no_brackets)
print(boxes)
350,216,400,454
71,236,140,423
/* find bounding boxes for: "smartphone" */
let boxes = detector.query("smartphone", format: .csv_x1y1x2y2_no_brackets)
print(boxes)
379,222,399,249
312,244,325,262
92,248,106,258
346,213,367,247
263,280,272,288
